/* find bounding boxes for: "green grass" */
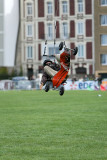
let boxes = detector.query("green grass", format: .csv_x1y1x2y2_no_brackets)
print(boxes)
0,90,107,160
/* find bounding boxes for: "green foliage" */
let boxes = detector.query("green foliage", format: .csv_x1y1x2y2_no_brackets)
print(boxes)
0,67,9,79
0,90,106,160
10,68,17,78
19,65,23,76
0,66,24,80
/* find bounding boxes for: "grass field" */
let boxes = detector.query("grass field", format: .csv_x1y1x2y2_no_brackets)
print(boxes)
0,90,107,160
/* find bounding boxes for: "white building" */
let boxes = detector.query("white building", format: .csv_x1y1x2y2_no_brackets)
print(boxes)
0,0,19,67
15,0,94,80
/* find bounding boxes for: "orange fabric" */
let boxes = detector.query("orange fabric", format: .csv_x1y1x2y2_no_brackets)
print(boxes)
52,51,70,88
52,68,68,88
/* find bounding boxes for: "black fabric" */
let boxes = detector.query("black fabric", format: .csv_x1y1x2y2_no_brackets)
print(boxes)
43,59,52,67
41,62,60,85
59,42,63,50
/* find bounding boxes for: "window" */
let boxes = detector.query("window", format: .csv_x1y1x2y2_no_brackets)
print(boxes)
47,23,53,39
78,45,84,58
27,25,32,37
48,47,59,55
77,22,83,35
101,54,107,65
0,16,3,31
27,46,33,59
0,34,3,49
47,2,52,14
62,1,68,14
76,67,86,74
101,15,107,26
62,22,68,38
27,3,32,15
101,0,107,6
78,0,83,12
101,35,107,46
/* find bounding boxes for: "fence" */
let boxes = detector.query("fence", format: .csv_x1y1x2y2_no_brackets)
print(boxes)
0,80,40,91
0,79,107,91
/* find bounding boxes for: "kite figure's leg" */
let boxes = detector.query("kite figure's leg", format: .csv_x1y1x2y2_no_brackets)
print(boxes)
44,66,57,78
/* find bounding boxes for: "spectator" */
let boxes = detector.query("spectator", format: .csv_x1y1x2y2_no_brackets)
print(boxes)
97,75,102,86
72,77,77,83
84,75,89,81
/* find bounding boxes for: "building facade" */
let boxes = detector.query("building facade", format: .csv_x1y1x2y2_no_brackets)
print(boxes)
0,0,19,67
15,0,94,79
94,0,107,79
0,0,4,66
